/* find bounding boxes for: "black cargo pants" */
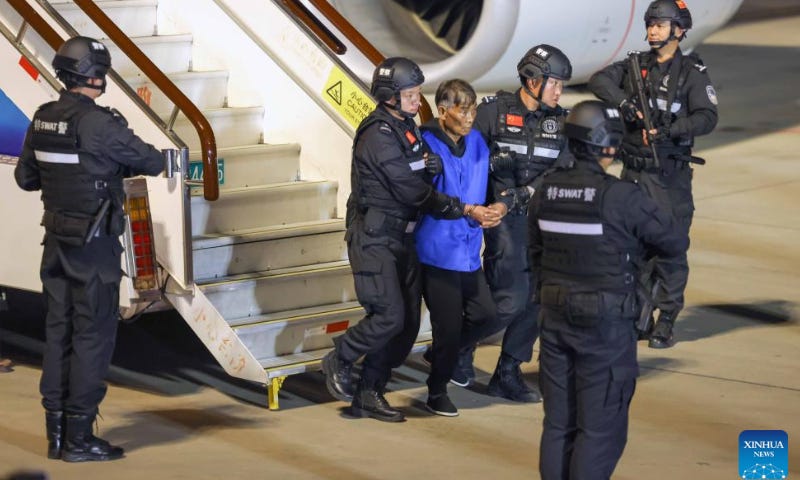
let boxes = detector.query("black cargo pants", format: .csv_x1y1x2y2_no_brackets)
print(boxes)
623,163,693,316
538,296,639,480
39,235,123,416
337,221,422,385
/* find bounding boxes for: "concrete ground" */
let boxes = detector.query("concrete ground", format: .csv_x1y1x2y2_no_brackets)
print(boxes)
1,5,799,480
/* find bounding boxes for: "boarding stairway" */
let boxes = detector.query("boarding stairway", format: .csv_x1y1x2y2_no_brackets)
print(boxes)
34,0,433,409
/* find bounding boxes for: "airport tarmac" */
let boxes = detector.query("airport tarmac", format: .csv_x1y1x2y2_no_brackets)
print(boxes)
1,7,799,480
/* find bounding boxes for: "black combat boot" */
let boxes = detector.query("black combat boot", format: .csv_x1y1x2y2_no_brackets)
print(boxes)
350,379,405,422
649,313,676,349
322,349,355,402
45,410,64,459
487,354,542,403
62,414,124,462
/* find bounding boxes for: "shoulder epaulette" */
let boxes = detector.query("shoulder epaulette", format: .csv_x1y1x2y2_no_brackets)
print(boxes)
100,106,129,127
378,122,392,135
35,101,58,112
684,52,707,73
481,95,497,104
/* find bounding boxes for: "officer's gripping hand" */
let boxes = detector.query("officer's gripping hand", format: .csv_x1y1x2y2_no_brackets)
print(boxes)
424,153,443,176
643,127,670,146
500,186,534,210
619,99,642,126
427,191,464,220
490,149,515,172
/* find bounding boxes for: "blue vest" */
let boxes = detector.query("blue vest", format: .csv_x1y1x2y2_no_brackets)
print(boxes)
416,129,489,272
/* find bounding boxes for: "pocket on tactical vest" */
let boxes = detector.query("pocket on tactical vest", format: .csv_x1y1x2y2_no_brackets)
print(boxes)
565,292,603,327
41,210,92,247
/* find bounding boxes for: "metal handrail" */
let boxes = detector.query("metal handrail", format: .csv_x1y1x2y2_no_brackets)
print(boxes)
286,0,434,123
71,0,218,200
7,0,220,201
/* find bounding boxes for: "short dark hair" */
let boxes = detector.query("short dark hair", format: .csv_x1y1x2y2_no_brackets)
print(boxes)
434,79,476,109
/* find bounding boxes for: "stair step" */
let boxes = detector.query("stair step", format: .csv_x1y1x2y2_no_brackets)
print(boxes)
232,301,363,358
198,261,355,318
260,333,433,376
126,70,229,114
192,219,347,281
190,144,300,188
105,34,193,76
190,181,338,236
51,0,157,38
172,106,264,150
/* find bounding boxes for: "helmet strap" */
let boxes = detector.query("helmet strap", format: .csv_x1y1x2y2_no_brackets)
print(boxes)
64,72,106,93
536,76,548,101
390,91,416,119
522,76,544,103
647,23,683,49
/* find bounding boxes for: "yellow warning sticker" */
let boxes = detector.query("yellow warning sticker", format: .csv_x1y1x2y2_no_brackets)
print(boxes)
323,65,375,129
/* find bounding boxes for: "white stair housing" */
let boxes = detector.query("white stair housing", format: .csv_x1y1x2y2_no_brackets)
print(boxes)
42,0,432,409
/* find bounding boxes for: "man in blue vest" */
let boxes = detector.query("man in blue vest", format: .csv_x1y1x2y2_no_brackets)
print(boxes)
416,79,505,416
15,36,163,461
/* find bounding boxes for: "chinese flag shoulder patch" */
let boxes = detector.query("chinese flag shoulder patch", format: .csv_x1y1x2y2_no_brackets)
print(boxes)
506,114,524,127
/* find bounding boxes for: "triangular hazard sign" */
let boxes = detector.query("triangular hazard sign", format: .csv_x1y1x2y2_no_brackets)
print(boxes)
326,81,343,105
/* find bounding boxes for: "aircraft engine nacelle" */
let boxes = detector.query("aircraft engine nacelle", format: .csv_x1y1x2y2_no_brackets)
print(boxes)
330,0,743,90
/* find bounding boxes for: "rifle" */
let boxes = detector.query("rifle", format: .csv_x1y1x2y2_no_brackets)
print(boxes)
627,51,660,169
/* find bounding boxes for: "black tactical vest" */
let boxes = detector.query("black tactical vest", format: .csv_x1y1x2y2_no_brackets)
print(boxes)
492,91,567,186
346,107,426,225
630,51,697,150
537,169,639,292
28,98,123,237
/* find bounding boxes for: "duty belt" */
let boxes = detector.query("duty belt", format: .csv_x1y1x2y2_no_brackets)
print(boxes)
621,153,692,173
540,285,635,316
382,213,417,234
361,207,418,237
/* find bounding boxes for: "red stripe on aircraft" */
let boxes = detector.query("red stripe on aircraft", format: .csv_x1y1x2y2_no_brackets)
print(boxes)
600,0,637,68
19,56,39,81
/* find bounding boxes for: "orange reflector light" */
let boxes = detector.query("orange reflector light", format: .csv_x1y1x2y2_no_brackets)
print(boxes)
326,320,349,334
123,178,160,299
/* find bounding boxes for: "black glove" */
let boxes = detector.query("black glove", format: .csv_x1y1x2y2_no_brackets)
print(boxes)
426,191,464,220
501,186,532,210
648,127,670,144
424,153,443,176
619,99,641,125
490,150,515,172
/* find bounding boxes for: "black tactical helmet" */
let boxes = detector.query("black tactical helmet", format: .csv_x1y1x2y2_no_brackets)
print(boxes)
644,0,692,30
565,100,624,148
53,36,111,91
53,36,111,80
517,44,572,82
371,57,425,103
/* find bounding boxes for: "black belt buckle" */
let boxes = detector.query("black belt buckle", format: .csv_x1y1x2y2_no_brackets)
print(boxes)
94,180,108,190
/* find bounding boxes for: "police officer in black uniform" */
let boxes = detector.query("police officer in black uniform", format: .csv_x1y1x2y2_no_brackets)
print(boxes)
588,0,718,348
15,36,163,462
466,44,573,402
529,100,689,479
321,57,469,422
